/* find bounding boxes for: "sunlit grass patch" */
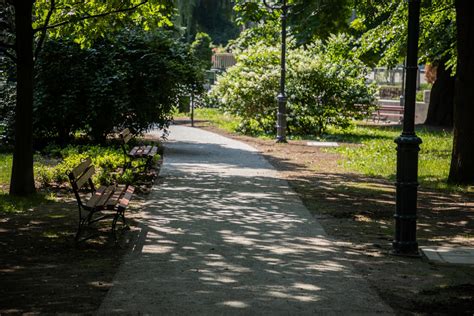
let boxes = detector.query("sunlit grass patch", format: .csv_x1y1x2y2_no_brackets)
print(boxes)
193,108,241,133
0,192,56,214
326,125,456,191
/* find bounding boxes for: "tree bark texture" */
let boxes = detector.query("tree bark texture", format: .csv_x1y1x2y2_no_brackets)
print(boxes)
9,1,36,196
449,0,474,184
424,60,455,127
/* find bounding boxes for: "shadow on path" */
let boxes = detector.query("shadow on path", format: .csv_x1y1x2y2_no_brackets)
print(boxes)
98,126,392,314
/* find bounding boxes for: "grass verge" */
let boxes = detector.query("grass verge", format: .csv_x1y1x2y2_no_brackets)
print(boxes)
191,108,241,133
193,107,466,192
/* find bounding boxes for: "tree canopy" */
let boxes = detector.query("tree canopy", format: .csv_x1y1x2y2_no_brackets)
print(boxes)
0,0,176,196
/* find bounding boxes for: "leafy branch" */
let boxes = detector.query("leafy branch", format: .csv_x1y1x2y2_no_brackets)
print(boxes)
34,0,55,60
32,0,149,34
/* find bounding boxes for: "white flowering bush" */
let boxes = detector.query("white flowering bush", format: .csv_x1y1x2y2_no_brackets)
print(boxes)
209,34,377,136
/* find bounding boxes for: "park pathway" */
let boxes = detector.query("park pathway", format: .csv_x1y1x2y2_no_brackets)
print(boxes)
98,125,393,315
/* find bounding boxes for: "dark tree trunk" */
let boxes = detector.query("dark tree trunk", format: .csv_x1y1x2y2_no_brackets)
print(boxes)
9,1,36,196
449,0,474,184
424,60,455,127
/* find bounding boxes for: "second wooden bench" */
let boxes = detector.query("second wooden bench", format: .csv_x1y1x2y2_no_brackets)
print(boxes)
119,128,158,171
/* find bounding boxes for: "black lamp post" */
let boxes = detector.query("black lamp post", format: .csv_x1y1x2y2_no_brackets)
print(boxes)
263,0,289,143
393,0,422,256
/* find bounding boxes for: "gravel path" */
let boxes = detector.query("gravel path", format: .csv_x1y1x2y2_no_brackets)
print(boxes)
98,125,393,315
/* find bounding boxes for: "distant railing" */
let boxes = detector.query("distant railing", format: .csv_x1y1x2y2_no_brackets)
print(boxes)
212,53,236,70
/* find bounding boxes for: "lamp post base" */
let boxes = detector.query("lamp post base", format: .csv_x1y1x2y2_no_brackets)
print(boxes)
276,94,287,143
393,134,422,256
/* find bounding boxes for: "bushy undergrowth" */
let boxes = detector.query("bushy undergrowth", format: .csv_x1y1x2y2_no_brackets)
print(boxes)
0,143,150,192
34,144,137,188
209,34,377,136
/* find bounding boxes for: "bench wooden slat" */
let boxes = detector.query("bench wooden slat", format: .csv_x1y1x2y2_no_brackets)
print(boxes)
119,129,133,144
75,165,95,190
71,157,92,179
85,185,107,208
129,146,139,156
120,128,130,138
106,185,126,209
149,146,158,157
135,147,144,156
143,145,152,156
123,133,132,144
129,145,157,158
118,186,135,211
94,185,116,208
372,105,404,122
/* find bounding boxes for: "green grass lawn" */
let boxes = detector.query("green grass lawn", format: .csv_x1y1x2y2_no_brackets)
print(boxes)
321,125,455,191
193,108,463,191
192,108,241,133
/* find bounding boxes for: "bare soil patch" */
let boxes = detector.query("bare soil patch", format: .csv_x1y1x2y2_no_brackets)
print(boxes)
187,119,474,315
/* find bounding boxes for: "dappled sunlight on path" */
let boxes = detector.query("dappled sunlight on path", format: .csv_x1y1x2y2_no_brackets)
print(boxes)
98,126,392,315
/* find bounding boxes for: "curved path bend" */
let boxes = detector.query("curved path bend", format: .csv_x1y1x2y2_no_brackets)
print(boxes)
98,125,393,315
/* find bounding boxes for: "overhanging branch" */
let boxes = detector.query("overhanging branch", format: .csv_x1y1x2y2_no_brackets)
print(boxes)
33,0,149,34
34,0,55,60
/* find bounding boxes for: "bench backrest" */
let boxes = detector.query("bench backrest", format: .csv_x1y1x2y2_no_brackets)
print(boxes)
119,128,133,145
68,157,96,206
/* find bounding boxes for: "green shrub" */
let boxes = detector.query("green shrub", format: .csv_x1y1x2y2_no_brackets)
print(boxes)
30,28,204,143
33,144,131,187
191,32,213,70
209,34,376,136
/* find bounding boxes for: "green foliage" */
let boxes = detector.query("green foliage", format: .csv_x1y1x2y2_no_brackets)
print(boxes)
328,125,457,191
354,0,456,70
233,0,352,45
32,0,174,48
1,142,154,191
175,0,239,45
191,32,213,70
31,28,203,142
226,20,281,52
210,34,376,136
34,144,140,188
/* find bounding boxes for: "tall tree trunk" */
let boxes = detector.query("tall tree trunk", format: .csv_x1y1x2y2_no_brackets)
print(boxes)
424,60,455,127
9,1,36,196
449,0,474,184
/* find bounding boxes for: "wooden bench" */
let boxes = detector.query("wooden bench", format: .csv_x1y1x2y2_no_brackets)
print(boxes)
372,105,404,123
67,157,134,242
119,128,158,171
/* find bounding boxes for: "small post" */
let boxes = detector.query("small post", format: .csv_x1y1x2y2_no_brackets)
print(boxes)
190,90,195,127
393,0,422,256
